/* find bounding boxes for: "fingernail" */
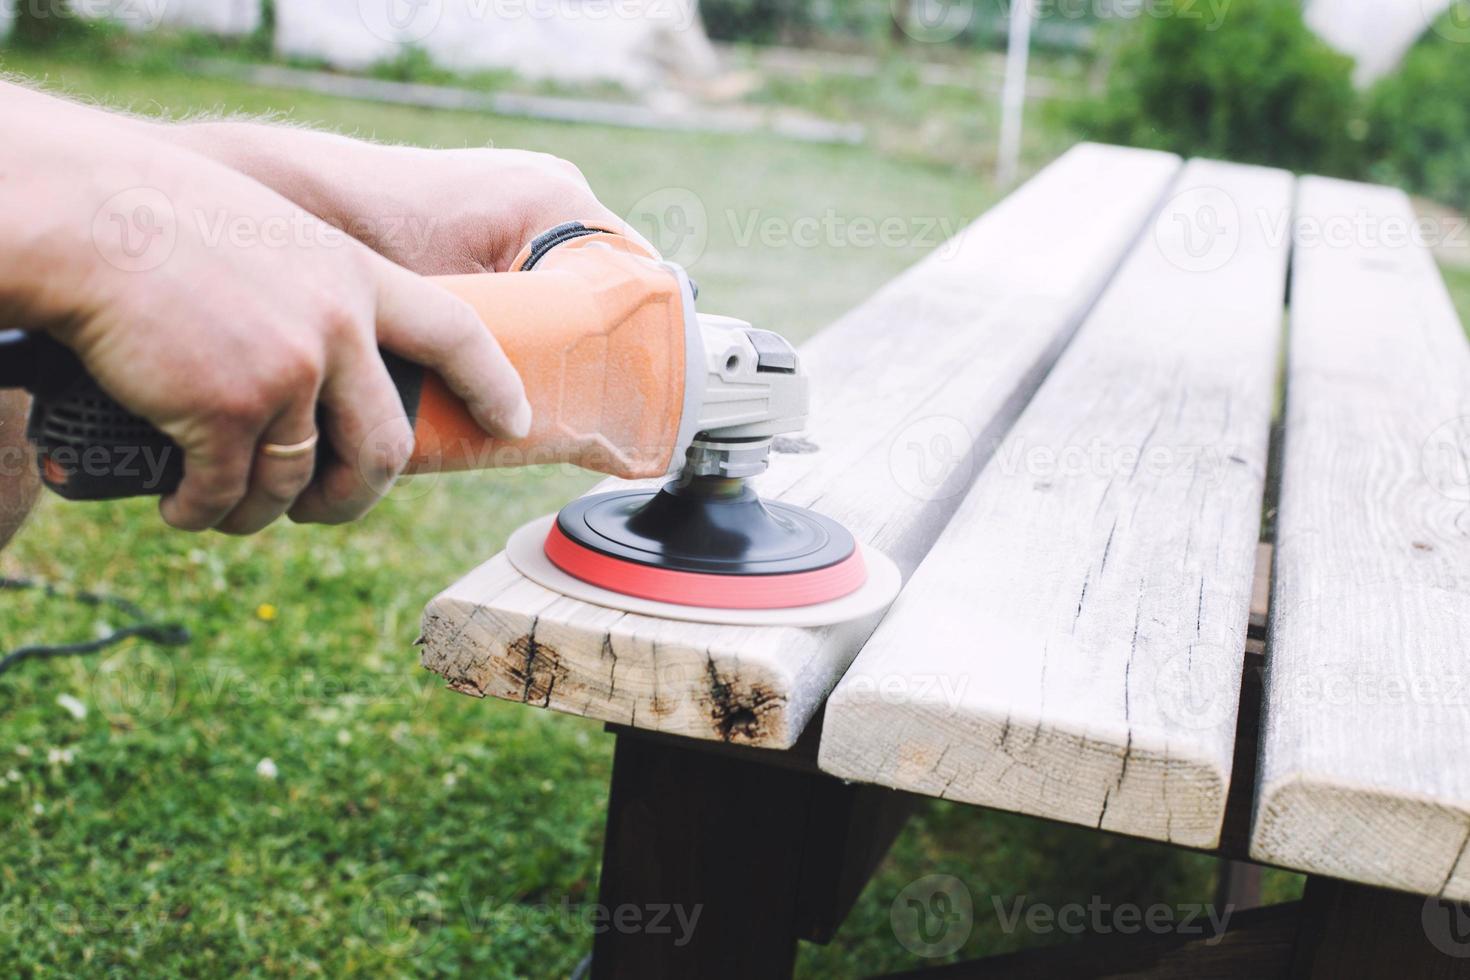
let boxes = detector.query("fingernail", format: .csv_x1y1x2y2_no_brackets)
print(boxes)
507,398,533,440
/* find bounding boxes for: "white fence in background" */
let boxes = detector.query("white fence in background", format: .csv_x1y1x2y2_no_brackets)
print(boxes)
1305,0,1454,85
4,0,718,90
72,0,261,34
275,0,716,90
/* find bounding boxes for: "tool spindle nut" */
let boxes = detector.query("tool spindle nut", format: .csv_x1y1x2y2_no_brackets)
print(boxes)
685,439,771,480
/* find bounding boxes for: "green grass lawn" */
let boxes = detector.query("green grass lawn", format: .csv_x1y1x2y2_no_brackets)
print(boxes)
1443,263,1470,337
0,50,1307,978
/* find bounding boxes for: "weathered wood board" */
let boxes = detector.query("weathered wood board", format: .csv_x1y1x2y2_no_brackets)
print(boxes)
420,143,1182,747
1250,177,1470,899
818,159,1294,847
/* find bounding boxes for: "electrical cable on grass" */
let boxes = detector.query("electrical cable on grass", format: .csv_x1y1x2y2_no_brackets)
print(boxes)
0,576,190,677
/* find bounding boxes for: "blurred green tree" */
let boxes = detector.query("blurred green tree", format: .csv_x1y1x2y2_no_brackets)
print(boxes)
1365,15,1470,212
1078,0,1360,176
10,0,96,48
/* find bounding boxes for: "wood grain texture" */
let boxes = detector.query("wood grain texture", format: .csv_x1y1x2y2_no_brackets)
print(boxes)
818,159,1294,846
419,143,1182,747
1250,177,1470,899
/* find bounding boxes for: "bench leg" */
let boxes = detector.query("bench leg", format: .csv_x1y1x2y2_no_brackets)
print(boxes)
1214,860,1264,912
1290,876,1470,979
591,730,913,979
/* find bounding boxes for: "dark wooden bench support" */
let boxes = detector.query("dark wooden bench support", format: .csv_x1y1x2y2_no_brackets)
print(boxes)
592,727,916,979
875,879,1470,979
1290,878,1470,979
880,902,1302,979
589,701,1470,979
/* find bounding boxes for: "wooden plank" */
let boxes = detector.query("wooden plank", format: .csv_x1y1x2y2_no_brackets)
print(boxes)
420,143,1182,747
1250,177,1470,899
818,159,1294,846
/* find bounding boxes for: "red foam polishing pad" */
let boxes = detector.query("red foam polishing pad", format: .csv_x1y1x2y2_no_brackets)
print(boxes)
543,522,868,609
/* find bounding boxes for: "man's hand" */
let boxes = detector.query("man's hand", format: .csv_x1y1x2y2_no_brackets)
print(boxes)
156,123,653,275
2,86,533,535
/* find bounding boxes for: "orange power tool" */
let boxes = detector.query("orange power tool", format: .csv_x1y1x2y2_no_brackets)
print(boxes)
2,222,806,499
2,221,901,620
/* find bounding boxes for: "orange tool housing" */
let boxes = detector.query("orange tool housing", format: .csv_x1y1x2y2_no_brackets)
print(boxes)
411,230,692,480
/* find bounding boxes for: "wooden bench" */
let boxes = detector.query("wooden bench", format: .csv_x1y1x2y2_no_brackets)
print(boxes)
419,144,1470,978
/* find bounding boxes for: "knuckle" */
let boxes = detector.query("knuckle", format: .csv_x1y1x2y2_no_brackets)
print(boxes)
193,480,246,513
362,439,411,484
171,482,244,529
209,394,267,432
162,507,209,532
274,339,326,395
257,467,314,509
314,294,369,345
305,486,374,526
215,517,262,537
515,163,594,205
546,154,587,184
357,422,414,488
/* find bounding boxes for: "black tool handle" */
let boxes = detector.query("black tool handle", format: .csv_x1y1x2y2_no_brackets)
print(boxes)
0,330,418,501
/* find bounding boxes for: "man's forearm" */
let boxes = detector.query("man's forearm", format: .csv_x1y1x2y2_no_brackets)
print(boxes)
0,81,186,333
1,80,373,249
153,120,380,234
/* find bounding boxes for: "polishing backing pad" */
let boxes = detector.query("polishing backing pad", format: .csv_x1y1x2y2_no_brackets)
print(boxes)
504,514,903,627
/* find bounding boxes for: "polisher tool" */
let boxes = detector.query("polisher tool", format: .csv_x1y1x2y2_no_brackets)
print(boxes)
0,223,899,626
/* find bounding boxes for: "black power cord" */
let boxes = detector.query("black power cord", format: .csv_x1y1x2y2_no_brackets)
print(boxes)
0,576,190,678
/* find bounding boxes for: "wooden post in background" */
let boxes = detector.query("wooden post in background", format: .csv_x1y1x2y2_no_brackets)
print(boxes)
996,0,1034,187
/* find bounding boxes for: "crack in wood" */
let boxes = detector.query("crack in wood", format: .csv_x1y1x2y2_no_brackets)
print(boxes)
1438,821,1470,897
1100,518,1119,573
519,616,541,703
507,616,563,708
1073,572,1090,633
601,635,618,698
